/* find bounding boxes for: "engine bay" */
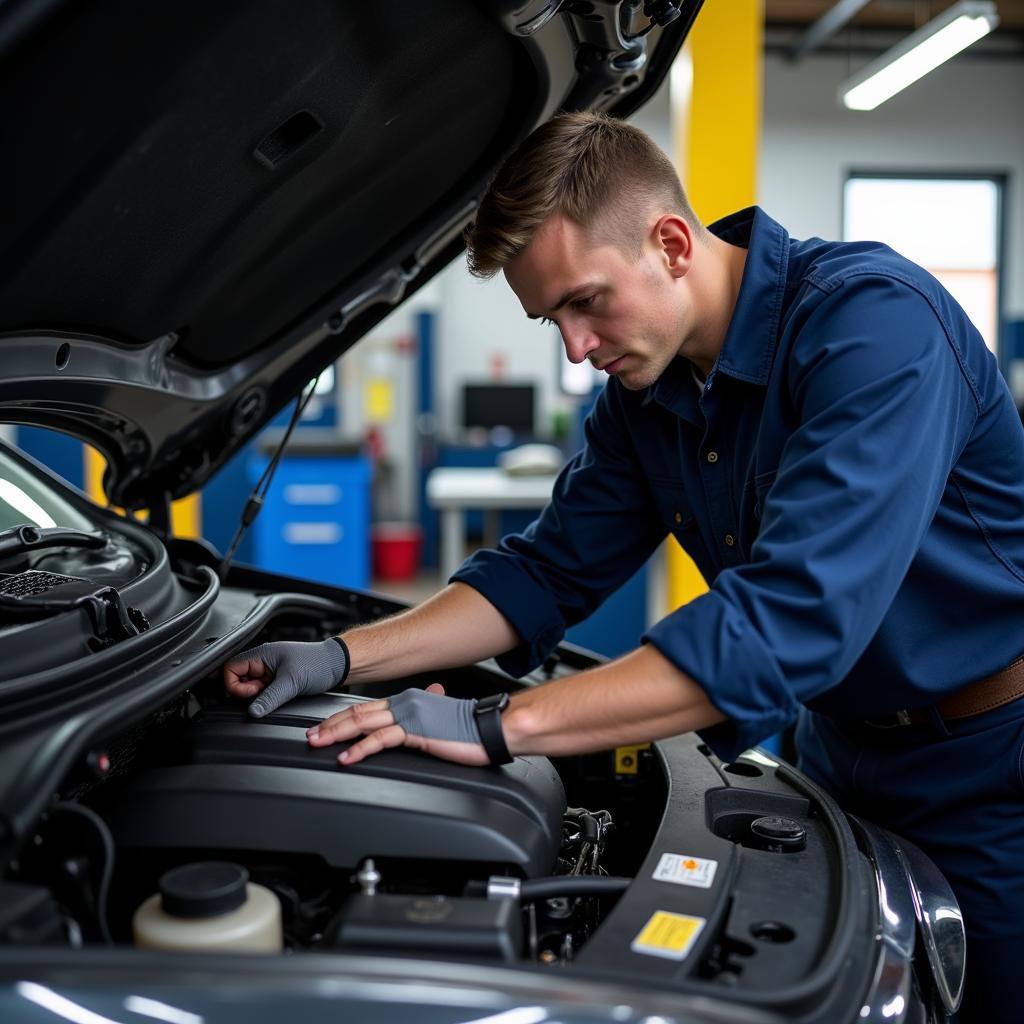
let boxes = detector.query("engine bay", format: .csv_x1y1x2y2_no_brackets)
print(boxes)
0,531,881,1018
4,601,667,967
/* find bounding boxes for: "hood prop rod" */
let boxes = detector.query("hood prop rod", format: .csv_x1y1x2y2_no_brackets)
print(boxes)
217,375,321,583
147,491,173,539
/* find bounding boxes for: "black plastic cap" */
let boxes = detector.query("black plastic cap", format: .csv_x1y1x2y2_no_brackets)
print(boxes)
159,862,249,919
750,816,807,851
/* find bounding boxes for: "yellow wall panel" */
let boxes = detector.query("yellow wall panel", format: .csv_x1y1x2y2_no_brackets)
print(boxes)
84,445,201,538
666,0,763,611
684,0,763,224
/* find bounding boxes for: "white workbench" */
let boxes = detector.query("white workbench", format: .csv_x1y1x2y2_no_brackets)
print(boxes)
426,467,556,580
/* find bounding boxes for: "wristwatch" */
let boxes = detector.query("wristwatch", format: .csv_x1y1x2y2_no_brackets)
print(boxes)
473,692,513,765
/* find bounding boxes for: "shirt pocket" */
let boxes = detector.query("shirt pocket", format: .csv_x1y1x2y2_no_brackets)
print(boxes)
749,469,779,524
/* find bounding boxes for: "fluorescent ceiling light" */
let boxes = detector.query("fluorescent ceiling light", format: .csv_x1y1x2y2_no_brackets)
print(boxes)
839,0,998,111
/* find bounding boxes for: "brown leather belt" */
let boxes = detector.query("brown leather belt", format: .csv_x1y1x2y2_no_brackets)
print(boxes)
864,653,1024,729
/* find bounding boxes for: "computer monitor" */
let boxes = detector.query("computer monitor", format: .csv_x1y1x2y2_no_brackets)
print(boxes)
462,383,535,435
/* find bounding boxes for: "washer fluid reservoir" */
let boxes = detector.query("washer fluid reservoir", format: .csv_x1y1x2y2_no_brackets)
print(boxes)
133,861,282,952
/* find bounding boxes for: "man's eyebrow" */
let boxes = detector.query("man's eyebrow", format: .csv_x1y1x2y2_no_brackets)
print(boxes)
526,283,598,320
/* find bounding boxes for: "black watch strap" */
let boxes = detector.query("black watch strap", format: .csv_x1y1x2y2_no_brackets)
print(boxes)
474,692,513,765
328,635,351,685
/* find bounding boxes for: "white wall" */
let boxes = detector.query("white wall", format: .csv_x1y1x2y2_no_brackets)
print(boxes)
431,44,1024,440
761,51,1024,317
435,263,564,439
433,81,676,439
338,283,441,521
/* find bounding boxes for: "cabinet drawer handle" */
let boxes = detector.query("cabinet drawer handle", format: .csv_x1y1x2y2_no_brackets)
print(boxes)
283,484,342,505
282,522,342,545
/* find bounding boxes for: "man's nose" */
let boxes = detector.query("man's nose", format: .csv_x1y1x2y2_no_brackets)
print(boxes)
561,321,599,364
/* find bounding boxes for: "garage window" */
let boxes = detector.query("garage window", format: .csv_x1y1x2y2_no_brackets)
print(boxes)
843,174,1003,356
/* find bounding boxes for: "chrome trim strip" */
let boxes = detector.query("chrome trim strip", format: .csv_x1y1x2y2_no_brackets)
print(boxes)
851,818,916,955
850,818,916,1023
851,818,966,1017
893,836,966,1015
860,938,913,1024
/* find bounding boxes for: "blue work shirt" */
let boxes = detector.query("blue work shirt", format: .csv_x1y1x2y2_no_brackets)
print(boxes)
452,207,1024,760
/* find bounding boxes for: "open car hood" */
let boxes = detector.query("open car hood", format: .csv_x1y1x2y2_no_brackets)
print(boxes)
0,0,700,510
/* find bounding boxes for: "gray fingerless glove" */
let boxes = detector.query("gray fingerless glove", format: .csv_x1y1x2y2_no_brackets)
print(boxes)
240,637,349,718
388,689,480,744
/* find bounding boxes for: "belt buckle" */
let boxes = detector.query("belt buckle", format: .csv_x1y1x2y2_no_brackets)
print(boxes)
864,709,914,729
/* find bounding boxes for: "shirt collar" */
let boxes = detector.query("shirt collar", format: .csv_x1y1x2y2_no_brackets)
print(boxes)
640,355,704,426
643,206,790,410
708,206,791,386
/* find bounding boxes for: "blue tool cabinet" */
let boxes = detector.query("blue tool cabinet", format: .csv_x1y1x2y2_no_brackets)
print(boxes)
249,453,371,589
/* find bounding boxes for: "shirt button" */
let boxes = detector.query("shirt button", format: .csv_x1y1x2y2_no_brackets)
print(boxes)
706,451,719,464
674,512,683,524
724,533,736,547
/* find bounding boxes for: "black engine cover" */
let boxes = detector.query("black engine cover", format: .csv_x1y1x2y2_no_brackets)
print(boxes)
103,694,566,878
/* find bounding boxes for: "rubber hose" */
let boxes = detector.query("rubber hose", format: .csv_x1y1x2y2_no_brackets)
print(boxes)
519,876,630,900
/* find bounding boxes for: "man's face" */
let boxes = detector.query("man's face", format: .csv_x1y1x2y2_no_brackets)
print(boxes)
504,212,691,391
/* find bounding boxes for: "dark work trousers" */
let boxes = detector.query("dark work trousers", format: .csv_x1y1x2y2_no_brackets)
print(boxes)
796,700,1024,1024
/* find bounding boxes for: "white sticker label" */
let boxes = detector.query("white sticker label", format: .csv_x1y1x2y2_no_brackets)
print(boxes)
631,910,706,961
652,853,718,889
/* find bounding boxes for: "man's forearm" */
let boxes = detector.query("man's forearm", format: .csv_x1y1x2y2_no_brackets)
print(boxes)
341,582,521,683
502,644,726,757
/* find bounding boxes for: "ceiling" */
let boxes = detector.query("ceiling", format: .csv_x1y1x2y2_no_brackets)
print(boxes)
763,0,1024,58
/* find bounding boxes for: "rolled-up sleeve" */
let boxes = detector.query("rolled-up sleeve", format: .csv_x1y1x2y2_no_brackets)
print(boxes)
453,384,669,676
644,274,979,760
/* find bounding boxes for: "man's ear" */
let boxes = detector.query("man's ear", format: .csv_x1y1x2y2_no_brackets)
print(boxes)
654,214,693,278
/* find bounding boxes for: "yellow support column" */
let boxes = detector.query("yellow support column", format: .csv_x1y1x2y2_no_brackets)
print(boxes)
85,446,201,538
666,0,763,609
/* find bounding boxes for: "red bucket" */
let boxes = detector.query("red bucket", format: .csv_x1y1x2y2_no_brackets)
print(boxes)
371,523,423,582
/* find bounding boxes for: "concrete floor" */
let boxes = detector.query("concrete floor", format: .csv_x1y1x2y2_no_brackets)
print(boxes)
368,569,446,608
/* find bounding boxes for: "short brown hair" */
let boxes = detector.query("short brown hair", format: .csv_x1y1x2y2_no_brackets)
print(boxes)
465,112,703,278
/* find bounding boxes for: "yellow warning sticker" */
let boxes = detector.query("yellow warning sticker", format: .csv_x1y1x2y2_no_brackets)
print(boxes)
614,743,650,774
631,910,706,961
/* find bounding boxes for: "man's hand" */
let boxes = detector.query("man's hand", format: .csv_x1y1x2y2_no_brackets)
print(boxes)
223,638,349,718
306,683,491,767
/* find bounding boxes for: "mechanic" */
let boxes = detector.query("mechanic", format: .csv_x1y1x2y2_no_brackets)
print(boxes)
225,113,1024,1021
